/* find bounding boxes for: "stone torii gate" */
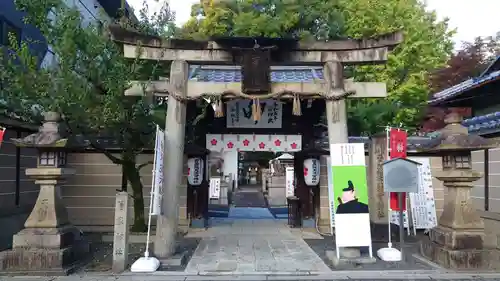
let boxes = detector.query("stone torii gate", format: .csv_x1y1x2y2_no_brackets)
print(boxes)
110,25,402,258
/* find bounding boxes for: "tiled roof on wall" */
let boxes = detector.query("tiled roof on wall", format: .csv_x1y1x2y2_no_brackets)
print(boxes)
429,69,500,105
463,112,500,135
188,66,324,83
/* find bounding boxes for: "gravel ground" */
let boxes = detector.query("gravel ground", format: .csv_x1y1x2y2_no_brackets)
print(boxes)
78,233,200,272
304,237,436,271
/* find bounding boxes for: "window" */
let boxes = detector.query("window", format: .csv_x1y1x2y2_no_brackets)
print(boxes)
39,151,56,166
0,18,21,48
442,155,452,169
454,155,471,169
57,151,67,166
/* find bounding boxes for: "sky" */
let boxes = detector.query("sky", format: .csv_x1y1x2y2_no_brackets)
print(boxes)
127,0,500,48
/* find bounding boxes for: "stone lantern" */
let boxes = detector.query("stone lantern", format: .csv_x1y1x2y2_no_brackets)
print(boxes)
0,112,89,274
419,112,500,270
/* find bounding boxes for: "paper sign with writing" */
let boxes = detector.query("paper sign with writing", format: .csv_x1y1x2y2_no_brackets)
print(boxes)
226,99,282,128
285,167,295,197
407,157,438,230
209,178,221,199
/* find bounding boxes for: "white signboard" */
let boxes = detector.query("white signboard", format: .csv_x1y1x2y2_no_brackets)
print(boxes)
326,156,335,233
285,167,295,197
329,143,366,166
408,157,438,230
330,143,373,259
209,178,221,199
151,126,164,215
303,158,320,186
226,99,283,128
187,157,204,186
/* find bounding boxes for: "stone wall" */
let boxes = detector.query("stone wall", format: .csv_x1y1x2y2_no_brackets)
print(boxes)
481,211,500,250
0,129,38,250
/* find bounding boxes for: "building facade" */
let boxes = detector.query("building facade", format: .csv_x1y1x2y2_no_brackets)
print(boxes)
429,56,500,249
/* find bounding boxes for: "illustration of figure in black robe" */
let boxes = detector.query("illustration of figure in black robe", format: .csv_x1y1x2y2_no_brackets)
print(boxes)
336,180,369,214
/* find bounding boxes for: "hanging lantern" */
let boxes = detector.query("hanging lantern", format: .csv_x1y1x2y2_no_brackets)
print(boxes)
303,158,320,186
187,157,204,186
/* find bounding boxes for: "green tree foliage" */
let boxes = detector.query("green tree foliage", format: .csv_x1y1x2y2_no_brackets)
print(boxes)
182,0,455,135
180,0,344,40
339,0,455,135
0,0,175,232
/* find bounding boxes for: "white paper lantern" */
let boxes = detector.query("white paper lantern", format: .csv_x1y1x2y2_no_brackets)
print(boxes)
303,158,320,186
187,157,204,186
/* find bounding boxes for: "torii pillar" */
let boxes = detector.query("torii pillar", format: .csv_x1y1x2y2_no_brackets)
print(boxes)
323,61,348,144
155,60,188,258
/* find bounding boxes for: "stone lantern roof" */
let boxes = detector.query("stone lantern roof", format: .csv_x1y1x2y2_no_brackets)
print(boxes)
419,112,497,154
10,111,83,149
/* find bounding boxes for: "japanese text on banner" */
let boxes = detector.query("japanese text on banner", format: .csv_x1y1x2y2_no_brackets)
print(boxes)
389,128,408,211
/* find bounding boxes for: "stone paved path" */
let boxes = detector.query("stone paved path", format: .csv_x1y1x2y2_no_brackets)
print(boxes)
233,184,268,208
184,219,331,274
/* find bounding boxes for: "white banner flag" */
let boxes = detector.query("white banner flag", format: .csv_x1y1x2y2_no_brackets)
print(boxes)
151,126,165,215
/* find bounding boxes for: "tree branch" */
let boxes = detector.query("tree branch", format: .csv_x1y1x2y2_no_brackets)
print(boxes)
89,142,124,165
64,119,124,165
137,160,153,170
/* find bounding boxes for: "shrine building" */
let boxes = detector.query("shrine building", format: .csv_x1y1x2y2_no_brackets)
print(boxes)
108,23,408,258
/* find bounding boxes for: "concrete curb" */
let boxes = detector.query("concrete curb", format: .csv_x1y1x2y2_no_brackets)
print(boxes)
5,270,500,281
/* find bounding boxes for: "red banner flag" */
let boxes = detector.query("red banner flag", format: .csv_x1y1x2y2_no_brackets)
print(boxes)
0,127,5,148
389,128,408,211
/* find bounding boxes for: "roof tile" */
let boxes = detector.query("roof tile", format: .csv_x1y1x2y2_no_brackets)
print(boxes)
189,66,324,83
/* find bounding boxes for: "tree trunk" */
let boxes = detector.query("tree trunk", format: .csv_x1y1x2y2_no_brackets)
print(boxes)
123,158,147,233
